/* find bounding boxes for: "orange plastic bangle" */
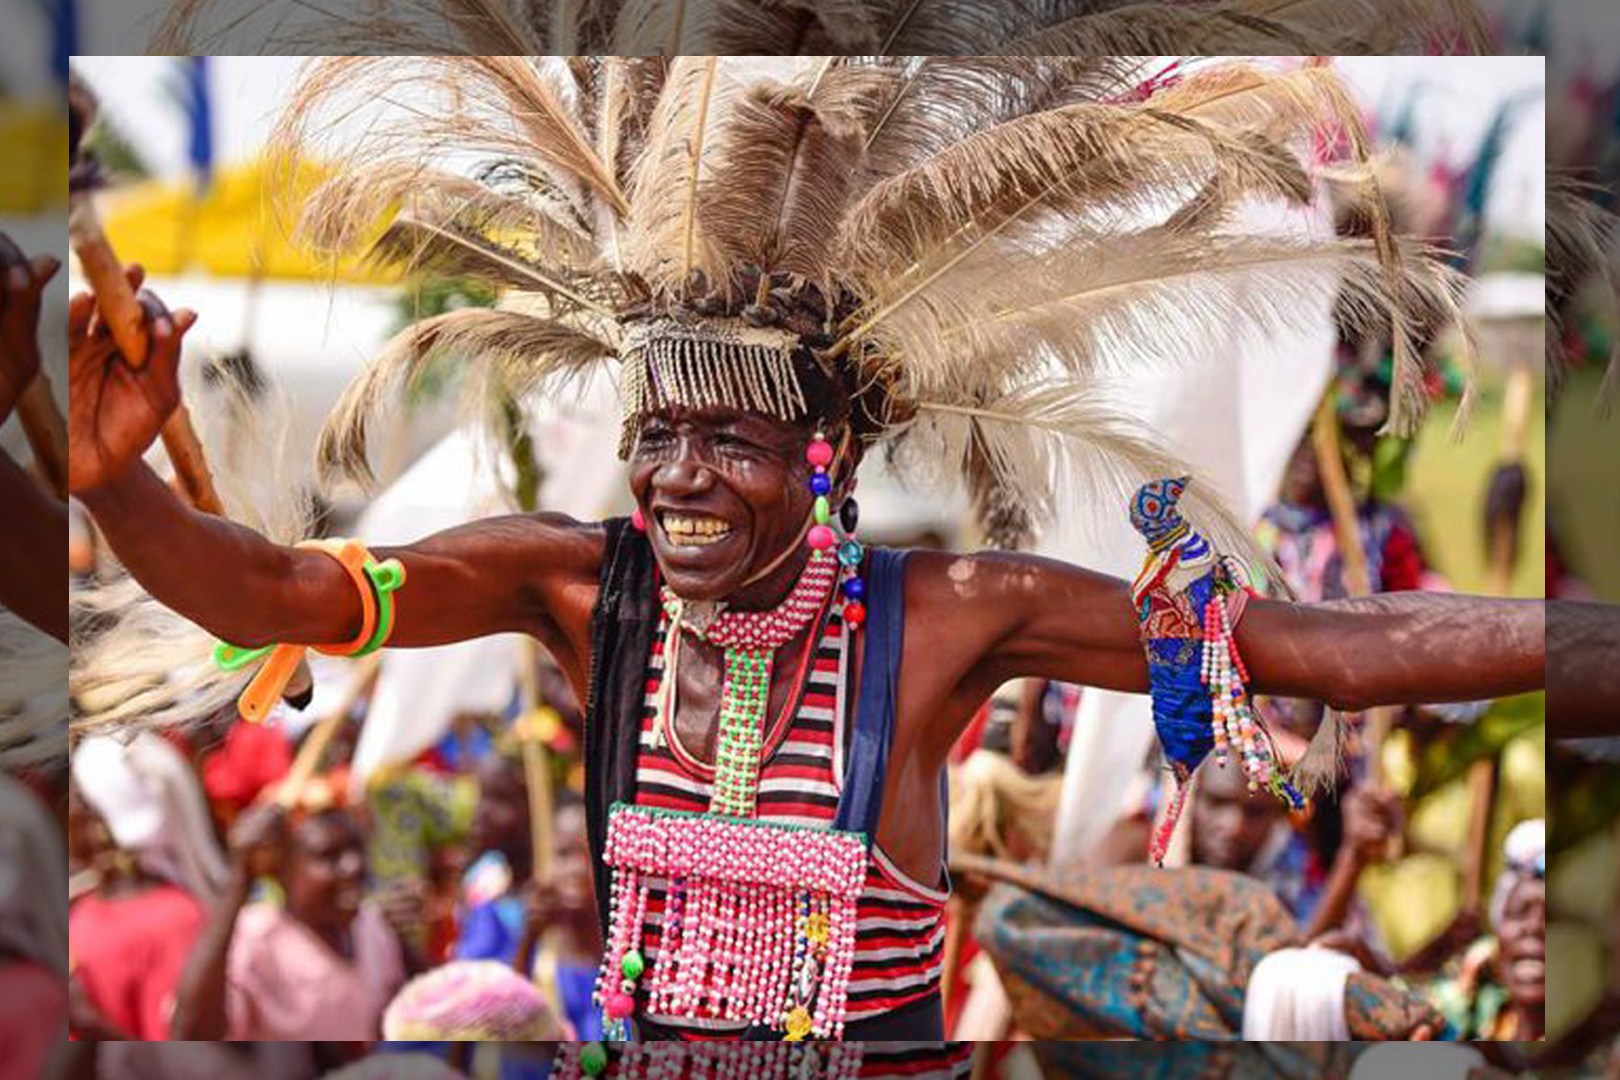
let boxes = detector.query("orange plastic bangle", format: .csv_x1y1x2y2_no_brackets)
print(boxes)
298,539,379,657
233,538,386,723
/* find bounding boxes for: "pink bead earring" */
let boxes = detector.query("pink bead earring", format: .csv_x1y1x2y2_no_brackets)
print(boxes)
805,429,866,630
632,506,647,532
806,432,837,554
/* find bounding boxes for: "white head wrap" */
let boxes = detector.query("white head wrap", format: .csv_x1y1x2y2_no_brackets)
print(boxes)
1241,945,1362,1041
71,733,229,899
1490,818,1545,930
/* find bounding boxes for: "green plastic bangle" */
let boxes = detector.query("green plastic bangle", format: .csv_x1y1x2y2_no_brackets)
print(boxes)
214,641,275,672
213,554,404,670
346,557,406,658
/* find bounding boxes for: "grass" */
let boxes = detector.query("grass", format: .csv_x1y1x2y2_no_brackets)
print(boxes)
1545,367,1620,601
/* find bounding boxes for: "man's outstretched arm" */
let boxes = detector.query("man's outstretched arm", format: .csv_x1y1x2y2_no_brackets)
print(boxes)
78,460,597,650
933,552,1543,732
71,276,601,654
1237,591,1544,711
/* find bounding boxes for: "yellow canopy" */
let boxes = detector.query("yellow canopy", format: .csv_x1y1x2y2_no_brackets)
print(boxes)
0,100,68,214
99,157,395,284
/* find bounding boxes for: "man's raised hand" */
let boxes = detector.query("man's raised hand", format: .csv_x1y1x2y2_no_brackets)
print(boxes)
67,264,196,494
0,233,60,423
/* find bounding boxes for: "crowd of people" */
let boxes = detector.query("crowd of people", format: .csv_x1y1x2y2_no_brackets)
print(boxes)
51,344,1553,1068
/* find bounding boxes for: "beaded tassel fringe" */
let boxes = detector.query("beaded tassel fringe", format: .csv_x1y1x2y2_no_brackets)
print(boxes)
557,1041,865,1080
1200,561,1303,813
618,318,807,458
596,805,866,1040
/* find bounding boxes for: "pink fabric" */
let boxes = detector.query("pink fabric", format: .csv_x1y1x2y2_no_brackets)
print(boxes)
225,901,405,1041
69,885,206,1040
202,720,292,814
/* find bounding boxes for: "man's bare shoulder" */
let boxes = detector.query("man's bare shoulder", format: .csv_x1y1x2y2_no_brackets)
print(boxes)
901,547,1058,608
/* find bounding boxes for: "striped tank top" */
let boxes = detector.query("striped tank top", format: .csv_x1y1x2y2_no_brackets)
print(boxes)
632,599,949,1036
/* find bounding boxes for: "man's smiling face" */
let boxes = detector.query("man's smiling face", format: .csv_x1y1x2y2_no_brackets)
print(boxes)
627,405,819,602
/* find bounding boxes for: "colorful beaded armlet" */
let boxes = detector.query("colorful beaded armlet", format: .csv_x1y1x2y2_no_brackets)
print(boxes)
1129,478,1303,865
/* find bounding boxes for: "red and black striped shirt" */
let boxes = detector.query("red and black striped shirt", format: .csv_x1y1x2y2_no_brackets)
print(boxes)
632,603,948,1038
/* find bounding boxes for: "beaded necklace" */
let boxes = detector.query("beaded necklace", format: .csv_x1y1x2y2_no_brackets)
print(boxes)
595,431,874,1043
657,550,837,817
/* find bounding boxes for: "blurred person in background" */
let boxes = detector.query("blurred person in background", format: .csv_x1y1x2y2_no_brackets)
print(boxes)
364,746,475,966
512,790,603,1040
66,734,227,1040
452,748,536,967
197,706,293,832
1191,766,1403,939
0,774,68,1080
169,803,410,1043
1425,819,1544,1041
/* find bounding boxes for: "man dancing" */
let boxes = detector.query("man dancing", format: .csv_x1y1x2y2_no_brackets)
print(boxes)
71,57,1542,1043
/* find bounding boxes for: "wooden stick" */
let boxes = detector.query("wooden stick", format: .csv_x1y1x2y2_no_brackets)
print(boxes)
1463,360,1534,913
517,639,556,884
969,1041,997,1080
69,196,226,515
1309,394,1372,598
17,373,67,499
68,198,148,369
1309,394,1399,790
162,404,225,515
1460,758,1496,914
273,654,381,810
941,895,970,1019
1486,363,1534,597
522,727,555,884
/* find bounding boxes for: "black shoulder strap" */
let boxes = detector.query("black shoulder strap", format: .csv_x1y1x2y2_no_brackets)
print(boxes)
583,517,659,937
832,547,911,842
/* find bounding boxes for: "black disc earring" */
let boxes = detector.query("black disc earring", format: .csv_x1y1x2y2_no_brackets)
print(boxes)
839,495,860,534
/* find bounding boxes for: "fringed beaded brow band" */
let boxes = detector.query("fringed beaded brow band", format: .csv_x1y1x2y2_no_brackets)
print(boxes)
617,318,809,458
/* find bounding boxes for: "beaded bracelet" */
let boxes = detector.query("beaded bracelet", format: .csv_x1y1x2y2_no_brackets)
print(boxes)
1128,478,1300,865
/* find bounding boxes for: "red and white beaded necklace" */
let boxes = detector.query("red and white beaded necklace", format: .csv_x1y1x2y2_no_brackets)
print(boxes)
655,550,838,818
597,432,870,1042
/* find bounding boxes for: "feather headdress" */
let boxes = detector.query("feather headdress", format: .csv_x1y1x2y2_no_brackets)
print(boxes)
154,0,1490,55
263,56,1469,560
1546,175,1620,410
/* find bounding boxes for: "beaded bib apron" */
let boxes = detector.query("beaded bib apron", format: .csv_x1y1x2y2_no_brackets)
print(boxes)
593,550,944,1040
632,592,948,1038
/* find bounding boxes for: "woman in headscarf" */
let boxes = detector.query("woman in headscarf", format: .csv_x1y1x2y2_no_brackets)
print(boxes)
66,733,228,1040
1425,819,1545,1041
